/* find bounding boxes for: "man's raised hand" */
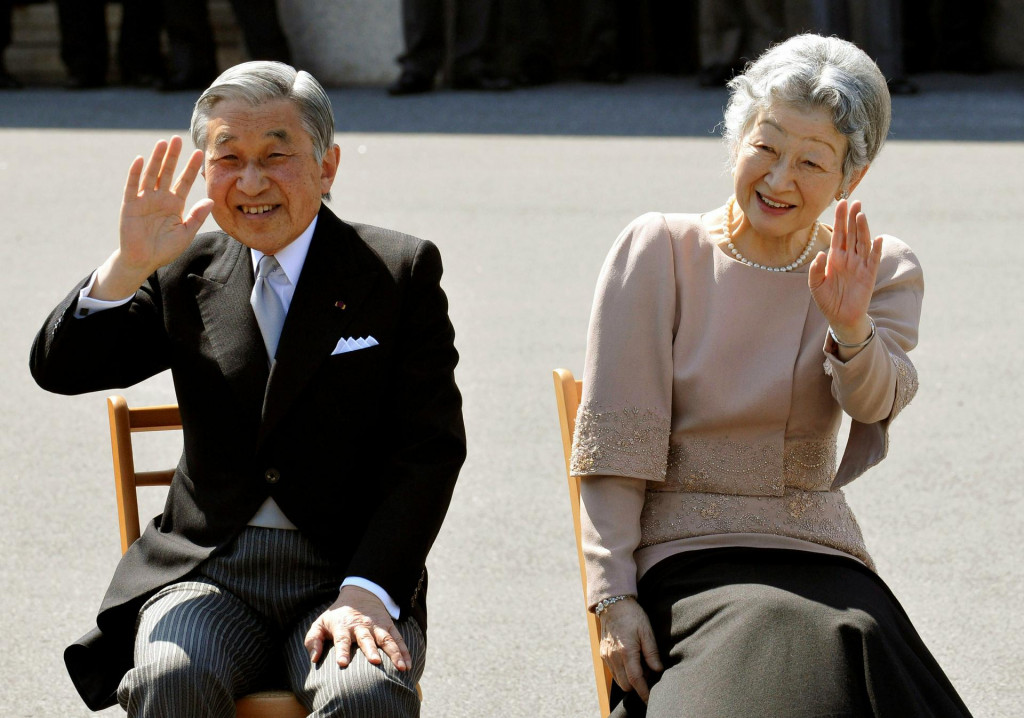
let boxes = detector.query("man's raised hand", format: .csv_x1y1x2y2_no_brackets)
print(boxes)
92,136,214,300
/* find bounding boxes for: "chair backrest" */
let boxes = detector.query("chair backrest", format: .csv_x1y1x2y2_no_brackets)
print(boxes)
105,395,309,718
552,370,614,717
107,395,180,554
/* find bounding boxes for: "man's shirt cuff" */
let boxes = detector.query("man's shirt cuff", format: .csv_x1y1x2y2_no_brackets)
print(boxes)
340,577,401,620
74,270,134,318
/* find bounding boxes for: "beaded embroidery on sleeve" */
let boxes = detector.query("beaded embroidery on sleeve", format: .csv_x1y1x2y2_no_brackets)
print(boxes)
570,405,672,482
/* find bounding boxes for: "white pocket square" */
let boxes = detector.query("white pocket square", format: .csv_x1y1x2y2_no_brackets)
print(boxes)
331,335,379,355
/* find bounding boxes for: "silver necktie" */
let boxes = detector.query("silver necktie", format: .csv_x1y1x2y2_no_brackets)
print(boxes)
250,254,287,362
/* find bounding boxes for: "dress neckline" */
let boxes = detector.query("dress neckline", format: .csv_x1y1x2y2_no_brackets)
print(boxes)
697,210,834,276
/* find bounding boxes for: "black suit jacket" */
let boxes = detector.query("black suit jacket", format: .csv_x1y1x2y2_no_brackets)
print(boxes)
30,206,466,710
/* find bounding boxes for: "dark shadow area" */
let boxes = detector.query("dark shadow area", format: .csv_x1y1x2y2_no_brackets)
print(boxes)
0,72,1021,141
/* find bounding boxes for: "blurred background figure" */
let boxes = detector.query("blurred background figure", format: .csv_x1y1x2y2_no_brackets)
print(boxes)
505,0,555,86
902,0,991,75
159,0,290,91
54,0,163,88
697,0,785,87
784,0,921,94
388,0,512,95
0,0,19,88
502,0,627,88
845,0,916,94
576,0,625,83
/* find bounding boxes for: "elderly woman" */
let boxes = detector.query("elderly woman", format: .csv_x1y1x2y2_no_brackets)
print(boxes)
571,34,972,717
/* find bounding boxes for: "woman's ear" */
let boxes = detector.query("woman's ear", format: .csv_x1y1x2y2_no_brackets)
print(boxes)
839,165,870,199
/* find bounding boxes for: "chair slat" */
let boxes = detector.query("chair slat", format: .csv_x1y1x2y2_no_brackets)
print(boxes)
134,470,176,487
127,404,181,431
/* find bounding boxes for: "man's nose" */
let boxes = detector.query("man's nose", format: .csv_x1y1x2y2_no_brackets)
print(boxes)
236,160,268,194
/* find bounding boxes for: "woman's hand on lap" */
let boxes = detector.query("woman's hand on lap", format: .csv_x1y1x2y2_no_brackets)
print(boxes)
598,598,663,703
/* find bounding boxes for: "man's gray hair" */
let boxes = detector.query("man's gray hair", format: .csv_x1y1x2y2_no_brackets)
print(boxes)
190,61,335,163
722,34,891,193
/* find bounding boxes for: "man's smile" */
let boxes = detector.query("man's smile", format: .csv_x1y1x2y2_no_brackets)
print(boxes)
239,204,279,215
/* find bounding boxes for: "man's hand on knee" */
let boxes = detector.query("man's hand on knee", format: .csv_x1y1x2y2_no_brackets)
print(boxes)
304,585,413,672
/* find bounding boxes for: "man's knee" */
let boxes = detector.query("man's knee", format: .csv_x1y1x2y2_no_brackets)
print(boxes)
121,580,272,716
314,671,421,718
304,639,424,718
118,644,235,717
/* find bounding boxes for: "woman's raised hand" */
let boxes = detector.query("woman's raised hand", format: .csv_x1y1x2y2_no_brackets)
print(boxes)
598,598,664,703
808,199,881,345
92,137,214,300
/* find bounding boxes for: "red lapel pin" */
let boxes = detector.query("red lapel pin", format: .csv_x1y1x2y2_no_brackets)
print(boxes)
335,300,346,310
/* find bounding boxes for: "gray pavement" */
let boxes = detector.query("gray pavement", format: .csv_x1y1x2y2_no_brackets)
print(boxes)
2,73,1023,717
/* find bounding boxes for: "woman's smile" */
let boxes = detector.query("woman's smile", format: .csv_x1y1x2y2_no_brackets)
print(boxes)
755,191,796,213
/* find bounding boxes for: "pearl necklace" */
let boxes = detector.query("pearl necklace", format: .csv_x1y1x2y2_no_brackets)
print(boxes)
724,197,818,272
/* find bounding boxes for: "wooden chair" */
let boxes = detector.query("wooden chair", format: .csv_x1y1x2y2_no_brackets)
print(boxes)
552,369,614,717
106,395,309,718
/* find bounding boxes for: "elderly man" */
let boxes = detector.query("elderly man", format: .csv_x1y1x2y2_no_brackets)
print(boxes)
31,61,465,717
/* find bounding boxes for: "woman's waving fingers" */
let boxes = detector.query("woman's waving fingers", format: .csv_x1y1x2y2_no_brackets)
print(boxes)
831,198,849,254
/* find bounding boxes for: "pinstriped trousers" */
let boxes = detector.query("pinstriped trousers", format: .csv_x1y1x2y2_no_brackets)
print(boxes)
117,527,425,717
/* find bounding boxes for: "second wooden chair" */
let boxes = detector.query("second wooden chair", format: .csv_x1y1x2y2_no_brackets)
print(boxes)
552,369,614,717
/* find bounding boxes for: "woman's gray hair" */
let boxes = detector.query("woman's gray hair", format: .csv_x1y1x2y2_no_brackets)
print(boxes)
190,61,335,163
722,34,891,193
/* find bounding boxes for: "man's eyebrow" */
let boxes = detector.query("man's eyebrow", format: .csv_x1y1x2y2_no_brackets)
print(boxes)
211,129,292,147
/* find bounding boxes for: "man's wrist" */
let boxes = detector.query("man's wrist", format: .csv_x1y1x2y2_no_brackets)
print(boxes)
340,577,401,620
75,270,134,318
89,250,152,302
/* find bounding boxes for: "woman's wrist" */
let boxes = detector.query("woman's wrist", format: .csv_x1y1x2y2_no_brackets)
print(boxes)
829,315,875,349
593,594,634,616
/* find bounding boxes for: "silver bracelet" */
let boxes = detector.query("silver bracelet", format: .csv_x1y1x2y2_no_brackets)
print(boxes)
828,316,876,349
593,594,631,616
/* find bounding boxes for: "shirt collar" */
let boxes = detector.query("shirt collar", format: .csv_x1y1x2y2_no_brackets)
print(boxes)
250,214,319,287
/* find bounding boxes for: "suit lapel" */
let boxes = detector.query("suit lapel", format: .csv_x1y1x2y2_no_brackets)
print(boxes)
258,209,379,446
193,238,270,415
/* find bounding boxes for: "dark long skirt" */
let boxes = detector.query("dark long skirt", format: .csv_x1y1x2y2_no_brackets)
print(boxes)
610,547,973,718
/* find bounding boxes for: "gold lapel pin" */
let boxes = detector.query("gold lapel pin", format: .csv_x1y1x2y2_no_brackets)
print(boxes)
335,300,346,310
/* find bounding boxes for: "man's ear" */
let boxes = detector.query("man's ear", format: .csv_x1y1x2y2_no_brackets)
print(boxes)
320,144,341,195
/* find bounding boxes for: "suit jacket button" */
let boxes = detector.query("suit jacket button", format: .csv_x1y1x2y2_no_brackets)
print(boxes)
264,468,280,484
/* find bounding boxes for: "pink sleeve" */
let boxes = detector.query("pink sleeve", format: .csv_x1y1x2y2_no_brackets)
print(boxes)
579,475,646,607
829,236,924,488
570,213,678,483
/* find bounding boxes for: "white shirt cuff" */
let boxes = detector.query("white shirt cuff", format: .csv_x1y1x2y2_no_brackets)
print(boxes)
74,270,134,318
340,577,401,620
